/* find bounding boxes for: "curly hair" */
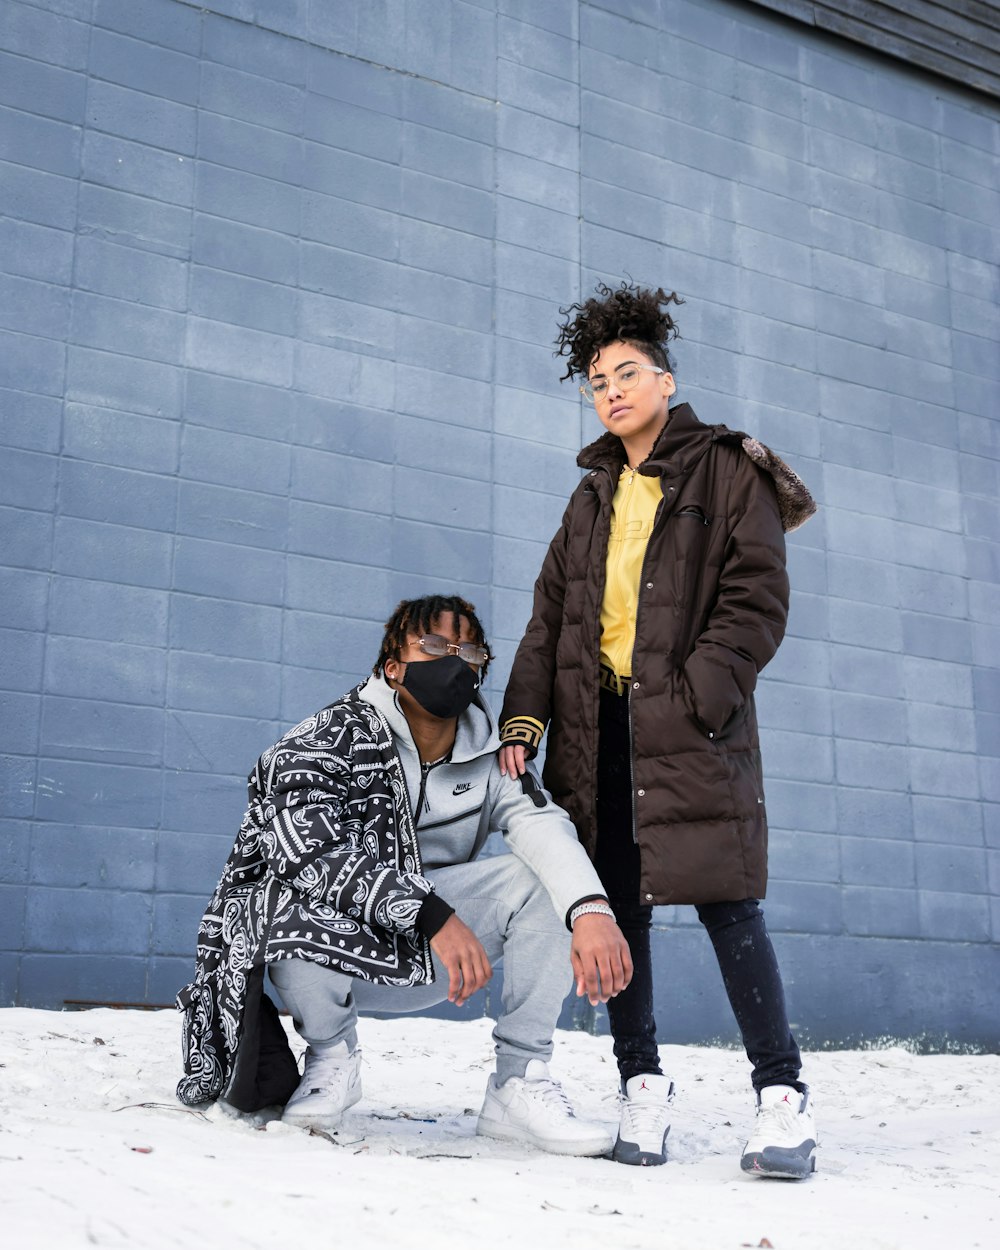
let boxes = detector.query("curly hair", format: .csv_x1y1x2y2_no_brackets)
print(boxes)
373,594,491,679
555,280,684,381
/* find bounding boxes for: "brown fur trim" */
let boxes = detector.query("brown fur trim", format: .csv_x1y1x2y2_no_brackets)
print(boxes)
741,437,817,534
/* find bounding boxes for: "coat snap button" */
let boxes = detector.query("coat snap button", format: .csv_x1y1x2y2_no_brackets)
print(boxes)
637,788,645,796
645,893,653,901
707,731,715,739
632,681,640,689
646,581,653,589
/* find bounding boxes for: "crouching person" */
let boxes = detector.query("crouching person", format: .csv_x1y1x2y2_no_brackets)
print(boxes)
176,594,632,1157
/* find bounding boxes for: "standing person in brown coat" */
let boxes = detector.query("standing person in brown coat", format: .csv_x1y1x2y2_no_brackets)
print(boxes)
498,281,819,1177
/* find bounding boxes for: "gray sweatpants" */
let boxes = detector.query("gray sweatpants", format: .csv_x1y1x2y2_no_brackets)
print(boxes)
268,853,574,1084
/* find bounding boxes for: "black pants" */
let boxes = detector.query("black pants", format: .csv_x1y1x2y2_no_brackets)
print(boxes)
594,686,802,1092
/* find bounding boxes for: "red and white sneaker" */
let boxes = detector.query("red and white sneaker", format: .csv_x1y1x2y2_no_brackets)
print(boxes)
741,1084,817,1178
613,1073,674,1166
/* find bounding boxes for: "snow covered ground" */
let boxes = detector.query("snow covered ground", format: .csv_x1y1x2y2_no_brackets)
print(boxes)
2,1006,997,1250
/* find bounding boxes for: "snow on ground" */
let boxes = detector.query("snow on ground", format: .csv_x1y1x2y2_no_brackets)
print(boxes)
2,1007,997,1250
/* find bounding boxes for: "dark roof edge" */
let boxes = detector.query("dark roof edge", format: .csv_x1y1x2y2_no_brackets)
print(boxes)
746,0,1000,100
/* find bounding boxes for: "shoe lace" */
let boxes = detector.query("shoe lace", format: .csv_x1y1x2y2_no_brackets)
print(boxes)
621,1093,670,1135
527,1076,576,1117
757,1098,799,1134
302,1051,353,1093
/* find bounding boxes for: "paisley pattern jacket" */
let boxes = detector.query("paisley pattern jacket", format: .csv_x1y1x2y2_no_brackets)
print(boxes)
176,687,434,1110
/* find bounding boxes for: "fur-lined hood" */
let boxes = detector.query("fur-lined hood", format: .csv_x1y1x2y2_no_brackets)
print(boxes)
577,402,817,534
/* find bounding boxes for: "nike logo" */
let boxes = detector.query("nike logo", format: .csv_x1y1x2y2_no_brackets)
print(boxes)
452,782,473,795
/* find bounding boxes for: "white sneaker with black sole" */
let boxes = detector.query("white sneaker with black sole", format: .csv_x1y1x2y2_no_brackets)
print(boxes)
476,1058,614,1157
613,1072,675,1166
740,1083,817,1178
281,1041,362,1130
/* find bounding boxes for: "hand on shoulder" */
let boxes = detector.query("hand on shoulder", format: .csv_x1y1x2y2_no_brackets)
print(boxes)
498,743,527,777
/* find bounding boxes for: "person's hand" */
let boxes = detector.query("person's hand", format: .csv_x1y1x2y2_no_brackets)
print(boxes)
498,743,528,778
430,915,493,1006
571,914,633,1006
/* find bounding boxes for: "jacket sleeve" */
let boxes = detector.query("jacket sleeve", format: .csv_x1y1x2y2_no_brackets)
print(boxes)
499,498,574,756
255,741,433,936
680,457,789,738
486,761,608,927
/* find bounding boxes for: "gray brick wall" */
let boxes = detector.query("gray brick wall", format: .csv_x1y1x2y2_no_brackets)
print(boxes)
1,0,997,1047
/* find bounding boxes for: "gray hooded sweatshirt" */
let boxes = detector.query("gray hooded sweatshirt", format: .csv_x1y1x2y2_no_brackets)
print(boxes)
360,673,607,926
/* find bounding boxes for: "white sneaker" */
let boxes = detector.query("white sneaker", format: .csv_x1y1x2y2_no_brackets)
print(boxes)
741,1084,817,1178
613,1073,674,1166
476,1059,615,1157
281,1041,362,1130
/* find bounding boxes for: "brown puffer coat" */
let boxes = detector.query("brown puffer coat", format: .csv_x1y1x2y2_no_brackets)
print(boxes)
499,403,816,907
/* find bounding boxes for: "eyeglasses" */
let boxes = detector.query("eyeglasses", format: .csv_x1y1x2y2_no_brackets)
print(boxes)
580,362,664,403
418,634,490,667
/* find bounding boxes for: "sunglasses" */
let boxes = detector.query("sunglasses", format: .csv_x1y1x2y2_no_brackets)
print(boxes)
418,634,490,667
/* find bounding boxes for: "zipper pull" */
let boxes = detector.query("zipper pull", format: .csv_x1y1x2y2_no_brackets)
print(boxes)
421,761,431,813
519,770,547,808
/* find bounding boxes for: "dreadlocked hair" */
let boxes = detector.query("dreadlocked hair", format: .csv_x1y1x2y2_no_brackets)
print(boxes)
555,280,684,381
373,594,491,679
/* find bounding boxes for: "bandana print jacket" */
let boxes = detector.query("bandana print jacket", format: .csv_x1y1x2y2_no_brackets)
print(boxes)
175,688,434,1111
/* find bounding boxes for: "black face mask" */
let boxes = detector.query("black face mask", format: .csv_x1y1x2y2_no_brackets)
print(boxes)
400,655,480,720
